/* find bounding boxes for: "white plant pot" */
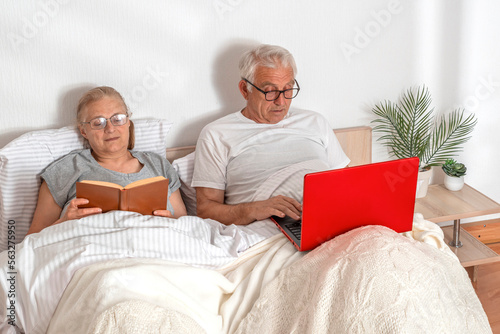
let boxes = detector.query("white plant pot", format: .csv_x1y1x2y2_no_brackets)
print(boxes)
444,175,465,191
416,168,432,198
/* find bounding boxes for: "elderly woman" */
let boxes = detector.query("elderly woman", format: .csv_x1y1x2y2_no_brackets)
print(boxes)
27,86,186,234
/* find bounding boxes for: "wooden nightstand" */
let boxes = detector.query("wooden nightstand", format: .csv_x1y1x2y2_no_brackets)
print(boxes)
415,184,500,281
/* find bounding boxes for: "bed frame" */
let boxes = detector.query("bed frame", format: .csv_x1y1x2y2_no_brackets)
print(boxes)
166,125,372,165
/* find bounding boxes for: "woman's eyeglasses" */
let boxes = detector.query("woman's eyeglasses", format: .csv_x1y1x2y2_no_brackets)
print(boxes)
81,114,129,130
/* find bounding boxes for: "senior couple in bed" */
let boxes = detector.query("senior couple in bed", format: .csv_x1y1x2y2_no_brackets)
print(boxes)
27,44,350,235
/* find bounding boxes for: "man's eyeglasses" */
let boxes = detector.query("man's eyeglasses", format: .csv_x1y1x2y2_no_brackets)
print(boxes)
81,113,129,130
243,78,300,101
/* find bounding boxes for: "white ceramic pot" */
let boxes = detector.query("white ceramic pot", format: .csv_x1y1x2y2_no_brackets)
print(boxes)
416,167,433,198
444,175,465,191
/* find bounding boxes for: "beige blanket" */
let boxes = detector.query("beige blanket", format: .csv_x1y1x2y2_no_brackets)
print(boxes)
235,224,491,334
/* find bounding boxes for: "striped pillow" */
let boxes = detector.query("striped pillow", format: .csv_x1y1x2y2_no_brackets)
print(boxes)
0,119,172,251
172,152,196,216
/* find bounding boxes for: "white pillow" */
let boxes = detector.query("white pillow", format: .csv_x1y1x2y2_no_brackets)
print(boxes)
172,152,197,216
0,119,172,251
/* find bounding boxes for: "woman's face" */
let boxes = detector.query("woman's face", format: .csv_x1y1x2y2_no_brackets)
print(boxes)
78,96,130,157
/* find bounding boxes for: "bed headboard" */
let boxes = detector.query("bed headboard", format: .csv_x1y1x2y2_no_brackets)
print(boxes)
333,126,372,166
166,125,372,166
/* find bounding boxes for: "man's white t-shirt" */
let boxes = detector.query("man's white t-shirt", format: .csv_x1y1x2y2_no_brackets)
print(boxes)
192,109,350,205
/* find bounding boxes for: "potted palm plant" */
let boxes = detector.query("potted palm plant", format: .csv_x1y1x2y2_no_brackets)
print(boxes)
371,85,477,198
442,159,467,191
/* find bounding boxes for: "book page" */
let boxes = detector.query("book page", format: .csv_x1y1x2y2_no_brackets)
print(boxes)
78,180,124,189
123,178,169,214
124,176,167,189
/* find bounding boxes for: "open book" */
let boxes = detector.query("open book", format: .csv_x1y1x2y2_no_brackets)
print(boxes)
76,176,169,215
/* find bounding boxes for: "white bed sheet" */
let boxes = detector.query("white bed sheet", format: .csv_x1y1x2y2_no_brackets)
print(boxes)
47,233,302,334
0,211,279,334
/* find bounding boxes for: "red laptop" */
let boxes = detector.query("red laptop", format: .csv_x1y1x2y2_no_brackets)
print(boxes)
271,157,419,251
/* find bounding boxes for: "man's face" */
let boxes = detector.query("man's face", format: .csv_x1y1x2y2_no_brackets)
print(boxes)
239,65,295,124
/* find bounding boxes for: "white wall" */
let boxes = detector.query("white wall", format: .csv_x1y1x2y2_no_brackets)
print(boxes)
1,1,499,213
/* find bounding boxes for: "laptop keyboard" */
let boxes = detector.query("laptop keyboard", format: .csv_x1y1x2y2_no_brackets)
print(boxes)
285,221,302,241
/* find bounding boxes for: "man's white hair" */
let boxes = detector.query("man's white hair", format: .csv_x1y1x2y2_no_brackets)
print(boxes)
239,44,297,90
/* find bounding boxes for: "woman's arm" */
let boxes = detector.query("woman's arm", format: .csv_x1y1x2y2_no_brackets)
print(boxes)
169,189,187,218
27,181,62,235
27,181,102,235
153,189,187,218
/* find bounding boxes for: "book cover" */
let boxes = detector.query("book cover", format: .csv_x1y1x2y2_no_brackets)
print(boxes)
76,176,169,215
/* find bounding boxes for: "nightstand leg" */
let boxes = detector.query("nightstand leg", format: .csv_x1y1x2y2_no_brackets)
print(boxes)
449,219,463,248
465,266,478,283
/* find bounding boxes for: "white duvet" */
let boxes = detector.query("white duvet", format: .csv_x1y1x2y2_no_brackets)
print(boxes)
0,211,279,334
47,233,302,334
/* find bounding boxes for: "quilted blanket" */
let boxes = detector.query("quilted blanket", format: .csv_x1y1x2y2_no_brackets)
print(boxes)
236,224,491,334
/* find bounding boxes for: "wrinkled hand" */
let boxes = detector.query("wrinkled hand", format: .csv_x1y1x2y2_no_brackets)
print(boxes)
248,195,302,221
57,198,102,224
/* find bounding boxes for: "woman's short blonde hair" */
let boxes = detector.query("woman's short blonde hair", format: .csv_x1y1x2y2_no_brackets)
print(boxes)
77,86,135,149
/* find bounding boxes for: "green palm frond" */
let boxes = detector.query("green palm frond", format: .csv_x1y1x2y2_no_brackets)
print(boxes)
422,110,477,166
371,86,477,170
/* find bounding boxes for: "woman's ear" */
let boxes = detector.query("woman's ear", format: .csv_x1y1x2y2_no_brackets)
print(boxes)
79,125,88,139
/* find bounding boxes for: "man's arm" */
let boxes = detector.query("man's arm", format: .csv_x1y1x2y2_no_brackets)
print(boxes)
196,187,302,225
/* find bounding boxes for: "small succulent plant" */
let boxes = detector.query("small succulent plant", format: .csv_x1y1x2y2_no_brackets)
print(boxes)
442,159,467,177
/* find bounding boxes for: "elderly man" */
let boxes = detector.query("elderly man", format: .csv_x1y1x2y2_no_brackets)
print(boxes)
192,44,350,226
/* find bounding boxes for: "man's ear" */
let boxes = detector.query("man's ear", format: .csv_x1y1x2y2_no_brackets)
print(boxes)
238,80,249,100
